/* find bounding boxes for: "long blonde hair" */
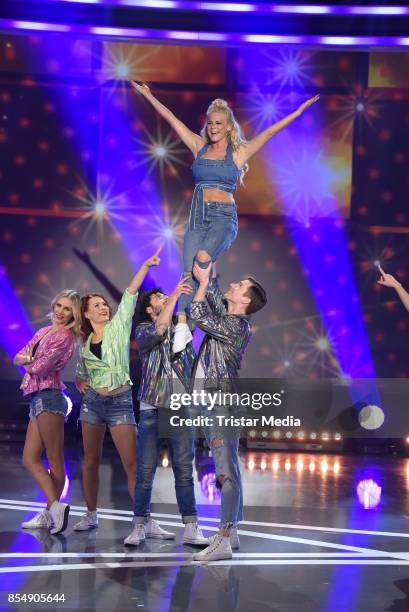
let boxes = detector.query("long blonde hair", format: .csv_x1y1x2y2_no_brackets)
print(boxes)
50,290,82,339
200,98,248,182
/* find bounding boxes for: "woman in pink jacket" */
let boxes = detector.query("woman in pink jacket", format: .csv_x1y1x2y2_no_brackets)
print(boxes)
13,289,81,534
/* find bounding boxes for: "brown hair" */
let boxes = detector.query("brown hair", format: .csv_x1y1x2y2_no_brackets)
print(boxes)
80,293,113,342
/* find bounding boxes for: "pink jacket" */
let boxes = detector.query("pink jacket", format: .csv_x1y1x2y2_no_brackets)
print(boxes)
19,326,76,396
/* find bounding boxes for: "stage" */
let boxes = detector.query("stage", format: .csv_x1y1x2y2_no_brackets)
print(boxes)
1,444,409,611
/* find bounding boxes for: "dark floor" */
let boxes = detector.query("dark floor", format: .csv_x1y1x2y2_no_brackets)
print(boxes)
2,444,409,611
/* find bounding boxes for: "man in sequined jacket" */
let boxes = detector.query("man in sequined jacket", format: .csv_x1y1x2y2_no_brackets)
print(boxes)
189,263,267,562
124,279,209,548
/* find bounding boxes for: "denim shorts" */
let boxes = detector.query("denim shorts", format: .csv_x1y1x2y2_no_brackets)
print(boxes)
29,389,67,420
80,388,136,427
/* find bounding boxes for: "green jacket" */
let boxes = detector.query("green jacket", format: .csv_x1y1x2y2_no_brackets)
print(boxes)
76,289,137,391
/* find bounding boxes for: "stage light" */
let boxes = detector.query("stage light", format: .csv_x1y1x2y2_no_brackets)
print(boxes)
316,337,330,351
333,461,340,475
284,459,291,471
162,226,174,239
356,478,382,509
272,430,281,439
285,431,293,439
334,433,342,441
296,459,304,472
373,260,381,268
248,459,255,471
162,456,169,468
309,461,316,472
272,458,279,471
358,405,385,431
356,101,365,112
321,460,329,473
115,61,130,78
64,393,73,418
261,430,268,438
249,429,256,438
298,431,305,439
260,459,267,471
310,432,317,440
153,145,167,158
284,360,291,368
321,432,330,441
406,437,409,444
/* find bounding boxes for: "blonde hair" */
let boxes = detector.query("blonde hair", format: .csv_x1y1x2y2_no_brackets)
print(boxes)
200,98,248,182
50,290,82,339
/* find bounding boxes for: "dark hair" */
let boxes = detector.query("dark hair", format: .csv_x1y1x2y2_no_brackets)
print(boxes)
80,293,113,342
138,287,164,323
245,277,267,315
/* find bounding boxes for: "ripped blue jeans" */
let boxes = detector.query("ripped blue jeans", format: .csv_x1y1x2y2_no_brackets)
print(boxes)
201,404,243,528
178,202,238,314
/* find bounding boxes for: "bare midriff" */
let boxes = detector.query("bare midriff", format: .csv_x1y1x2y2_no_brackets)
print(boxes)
203,188,235,204
94,383,130,397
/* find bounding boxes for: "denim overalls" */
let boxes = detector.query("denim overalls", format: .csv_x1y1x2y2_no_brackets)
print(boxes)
178,143,241,313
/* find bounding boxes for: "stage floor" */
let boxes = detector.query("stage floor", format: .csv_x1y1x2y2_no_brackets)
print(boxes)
1,444,409,611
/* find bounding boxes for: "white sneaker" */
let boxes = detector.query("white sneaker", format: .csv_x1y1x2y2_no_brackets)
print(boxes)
124,521,146,546
183,522,210,546
49,501,70,535
207,526,240,550
144,518,176,540
192,534,232,562
172,323,192,354
73,510,98,532
21,509,53,530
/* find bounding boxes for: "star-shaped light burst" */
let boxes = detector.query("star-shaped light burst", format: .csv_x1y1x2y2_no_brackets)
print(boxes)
238,89,291,132
68,176,136,245
98,43,163,99
273,143,348,225
131,119,189,185
296,318,342,377
329,86,384,142
260,49,316,91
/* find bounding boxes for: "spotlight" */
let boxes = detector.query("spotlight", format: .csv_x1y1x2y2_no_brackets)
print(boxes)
373,259,381,268
162,456,169,468
356,101,365,112
248,459,255,471
272,430,281,439
359,405,385,431
154,145,167,158
260,459,267,471
321,432,330,441
309,461,315,472
261,430,268,438
249,430,256,438
356,478,382,509
94,200,106,217
284,460,291,471
163,226,174,239
334,433,342,441
64,393,73,418
283,360,291,368
310,432,317,440
333,461,340,474
272,458,279,471
296,459,304,472
285,431,293,439
406,436,409,444
115,62,130,78
298,431,305,439
321,460,329,473
316,337,330,351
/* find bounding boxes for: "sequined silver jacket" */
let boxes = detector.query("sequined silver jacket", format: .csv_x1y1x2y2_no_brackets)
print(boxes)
135,321,195,408
189,279,251,391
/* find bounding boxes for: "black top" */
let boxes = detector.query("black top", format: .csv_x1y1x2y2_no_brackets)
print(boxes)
32,340,41,357
90,341,102,360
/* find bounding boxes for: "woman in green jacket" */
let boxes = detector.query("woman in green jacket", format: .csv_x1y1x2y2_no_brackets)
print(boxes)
74,249,160,531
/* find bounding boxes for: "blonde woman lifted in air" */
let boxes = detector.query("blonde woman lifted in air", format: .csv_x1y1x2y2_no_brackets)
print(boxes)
131,82,319,352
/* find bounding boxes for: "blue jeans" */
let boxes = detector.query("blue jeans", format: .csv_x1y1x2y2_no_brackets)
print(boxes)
201,405,243,527
29,389,67,420
133,409,197,523
80,388,136,427
178,202,238,314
